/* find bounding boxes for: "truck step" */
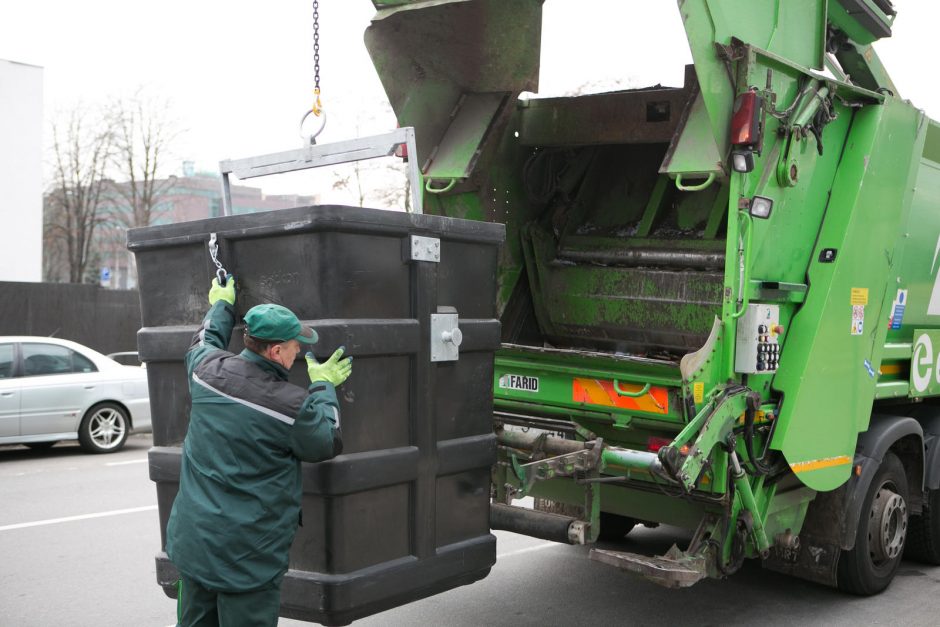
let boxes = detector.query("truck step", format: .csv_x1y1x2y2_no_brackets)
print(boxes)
589,545,707,589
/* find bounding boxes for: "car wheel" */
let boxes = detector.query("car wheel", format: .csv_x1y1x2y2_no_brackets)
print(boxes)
78,402,129,453
837,452,909,595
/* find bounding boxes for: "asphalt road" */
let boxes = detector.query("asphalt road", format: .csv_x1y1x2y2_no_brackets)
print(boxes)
2,436,940,627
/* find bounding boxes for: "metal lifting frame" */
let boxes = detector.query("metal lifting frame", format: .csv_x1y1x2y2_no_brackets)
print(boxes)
219,127,422,215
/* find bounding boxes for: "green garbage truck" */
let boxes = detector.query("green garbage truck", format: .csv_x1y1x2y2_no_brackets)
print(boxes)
363,0,940,595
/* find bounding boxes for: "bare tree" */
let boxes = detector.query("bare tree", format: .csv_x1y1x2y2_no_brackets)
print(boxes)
108,89,181,229
330,159,368,208
373,160,411,212
44,107,113,283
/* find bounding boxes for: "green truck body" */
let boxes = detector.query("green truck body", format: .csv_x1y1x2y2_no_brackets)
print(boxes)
365,0,940,594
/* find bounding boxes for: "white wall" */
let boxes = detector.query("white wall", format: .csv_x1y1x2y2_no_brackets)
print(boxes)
0,59,43,282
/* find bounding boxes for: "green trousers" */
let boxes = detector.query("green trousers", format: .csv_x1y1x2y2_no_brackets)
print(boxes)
176,576,281,627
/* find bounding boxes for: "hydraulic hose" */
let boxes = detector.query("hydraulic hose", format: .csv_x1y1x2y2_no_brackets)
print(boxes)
743,393,774,476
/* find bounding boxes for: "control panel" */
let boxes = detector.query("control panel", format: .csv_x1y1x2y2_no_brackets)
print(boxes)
735,303,783,374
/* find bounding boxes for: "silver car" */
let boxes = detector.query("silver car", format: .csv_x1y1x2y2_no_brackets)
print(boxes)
0,337,151,453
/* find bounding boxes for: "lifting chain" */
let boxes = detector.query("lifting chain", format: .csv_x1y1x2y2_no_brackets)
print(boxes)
300,0,327,143
312,0,321,116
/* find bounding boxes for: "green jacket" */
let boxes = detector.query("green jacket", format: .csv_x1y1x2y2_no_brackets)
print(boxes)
166,301,341,591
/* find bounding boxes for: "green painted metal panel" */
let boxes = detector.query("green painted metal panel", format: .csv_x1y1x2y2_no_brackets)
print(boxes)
365,0,541,166
884,124,940,347
828,0,895,46
660,88,724,178
424,93,506,180
678,0,826,162
771,99,926,491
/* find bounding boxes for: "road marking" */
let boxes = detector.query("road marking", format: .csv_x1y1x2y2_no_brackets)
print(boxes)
106,458,148,466
497,542,557,559
0,505,158,532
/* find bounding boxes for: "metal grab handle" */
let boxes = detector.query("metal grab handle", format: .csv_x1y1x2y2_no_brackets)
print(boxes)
613,380,652,398
425,178,457,194
299,108,328,144
675,172,716,192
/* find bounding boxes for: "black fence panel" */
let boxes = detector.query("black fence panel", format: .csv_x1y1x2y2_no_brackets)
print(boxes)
0,282,140,355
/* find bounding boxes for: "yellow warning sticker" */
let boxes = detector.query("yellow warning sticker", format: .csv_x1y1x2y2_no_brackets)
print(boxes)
851,287,869,305
790,455,852,474
693,381,704,404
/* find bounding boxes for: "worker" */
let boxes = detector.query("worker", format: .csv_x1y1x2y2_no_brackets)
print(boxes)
166,276,352,627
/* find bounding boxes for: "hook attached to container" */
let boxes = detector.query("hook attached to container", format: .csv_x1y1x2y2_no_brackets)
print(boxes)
208,233,229,285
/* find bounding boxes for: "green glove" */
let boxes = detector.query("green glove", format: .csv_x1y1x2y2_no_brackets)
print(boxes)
208,275,236,306
306,348,353,387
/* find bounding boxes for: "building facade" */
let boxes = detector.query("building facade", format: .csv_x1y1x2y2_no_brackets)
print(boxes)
0,59,43,281
93,171,319,289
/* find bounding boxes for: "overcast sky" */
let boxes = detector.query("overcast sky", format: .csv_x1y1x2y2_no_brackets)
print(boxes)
1,0,937,200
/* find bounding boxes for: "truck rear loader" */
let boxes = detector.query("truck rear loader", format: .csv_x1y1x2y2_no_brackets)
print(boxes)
365,0,940,596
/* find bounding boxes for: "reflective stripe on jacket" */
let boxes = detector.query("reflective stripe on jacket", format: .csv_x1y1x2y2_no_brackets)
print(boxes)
166,301,342,591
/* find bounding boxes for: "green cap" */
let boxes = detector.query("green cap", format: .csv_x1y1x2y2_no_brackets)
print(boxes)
244,304,318,344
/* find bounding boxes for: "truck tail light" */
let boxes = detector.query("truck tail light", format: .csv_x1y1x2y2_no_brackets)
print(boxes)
647,436,672,453
395,142,409,161
394,124,409,161
730,90,763,146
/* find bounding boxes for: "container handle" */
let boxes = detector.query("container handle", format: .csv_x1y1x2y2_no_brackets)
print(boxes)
613,380,652,398
425,178,458,194
675,172,716,192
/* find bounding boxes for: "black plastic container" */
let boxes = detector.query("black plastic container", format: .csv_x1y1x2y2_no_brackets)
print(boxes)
128,205,504,625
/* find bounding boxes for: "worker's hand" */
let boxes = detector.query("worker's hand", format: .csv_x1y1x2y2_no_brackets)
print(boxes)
208,275,236,306
306,348,352,387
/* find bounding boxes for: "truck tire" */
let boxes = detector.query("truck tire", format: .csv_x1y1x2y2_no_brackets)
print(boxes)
905,488,940,564
837,452,909,595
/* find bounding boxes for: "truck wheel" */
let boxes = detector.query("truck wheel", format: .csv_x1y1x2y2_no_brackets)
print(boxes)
905,488,940,564
837,452,909,595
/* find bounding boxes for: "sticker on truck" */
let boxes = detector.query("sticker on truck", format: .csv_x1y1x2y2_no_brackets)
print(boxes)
572,378,669,414
889,289,907,330
851,304,865,336
499,374,540,393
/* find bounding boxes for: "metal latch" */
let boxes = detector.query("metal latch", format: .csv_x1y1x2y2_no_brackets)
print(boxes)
431,306,461,362
411,235,440,262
